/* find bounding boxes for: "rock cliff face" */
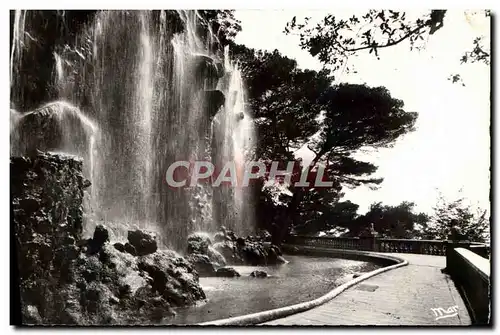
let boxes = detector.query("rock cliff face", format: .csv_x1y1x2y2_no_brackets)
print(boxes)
11,152,205,325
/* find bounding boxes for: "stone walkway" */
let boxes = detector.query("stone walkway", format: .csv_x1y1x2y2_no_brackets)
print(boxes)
263,253,471,326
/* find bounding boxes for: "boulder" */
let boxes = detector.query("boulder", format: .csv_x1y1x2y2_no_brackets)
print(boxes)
212,241,239,264
250,270,268,278
227,231,237,241
124,243,137,256
215,267,241,278
192,54,224,84
88,225,109,254
266,244,281,264
187,253,216,277
11,102,96,160
258,229,272,242
240,243,266,266
127,230,157,256
187,232,212,255
207,246,226,266
138,251,206,306
236,237,246,248
203,90,225,118
113,242,125,253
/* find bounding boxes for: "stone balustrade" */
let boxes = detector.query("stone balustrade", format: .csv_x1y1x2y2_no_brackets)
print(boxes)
446,247,490,325
286,235,489,257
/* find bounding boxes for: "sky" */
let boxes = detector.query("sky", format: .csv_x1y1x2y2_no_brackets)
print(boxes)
233,9,491,215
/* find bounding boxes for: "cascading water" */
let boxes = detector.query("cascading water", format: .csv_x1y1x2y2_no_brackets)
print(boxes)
9,10,256,250
213,46,256,236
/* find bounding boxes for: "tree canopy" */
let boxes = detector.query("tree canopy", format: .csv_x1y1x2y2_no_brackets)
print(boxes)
224,39,419,240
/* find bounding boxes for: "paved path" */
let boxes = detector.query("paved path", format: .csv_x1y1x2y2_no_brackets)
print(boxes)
263,253,471,326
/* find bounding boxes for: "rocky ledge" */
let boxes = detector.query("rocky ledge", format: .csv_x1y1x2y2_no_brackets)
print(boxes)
12,153,205,325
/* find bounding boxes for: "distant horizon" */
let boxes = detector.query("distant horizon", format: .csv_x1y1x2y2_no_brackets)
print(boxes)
234,9,491,215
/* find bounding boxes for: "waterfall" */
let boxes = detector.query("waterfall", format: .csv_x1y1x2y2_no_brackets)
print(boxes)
10,10,28,109
213,46,256,236
9,10,256,250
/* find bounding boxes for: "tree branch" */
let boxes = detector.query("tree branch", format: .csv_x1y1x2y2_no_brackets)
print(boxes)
340,24,427,53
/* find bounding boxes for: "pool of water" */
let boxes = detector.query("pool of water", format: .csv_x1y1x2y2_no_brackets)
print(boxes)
168,254,381,324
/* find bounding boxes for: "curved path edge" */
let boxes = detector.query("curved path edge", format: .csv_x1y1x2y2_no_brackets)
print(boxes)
198,247,409,326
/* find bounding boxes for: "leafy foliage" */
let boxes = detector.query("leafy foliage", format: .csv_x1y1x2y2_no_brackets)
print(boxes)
229,43,332,160
311,83,417,158
199,10,242,46
352,201,430,238
286,10,447,73
419,193,490,242
286,10,490,85
294,200,358,235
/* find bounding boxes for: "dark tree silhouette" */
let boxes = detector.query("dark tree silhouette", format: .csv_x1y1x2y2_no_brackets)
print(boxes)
285,10,490,85
229,43,333,160
283,83,417,241
351,201,430,238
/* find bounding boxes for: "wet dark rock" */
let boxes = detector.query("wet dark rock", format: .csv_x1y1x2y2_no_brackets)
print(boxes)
12,153,88,324
207,246,226,266
212,241,238,263
210,228,288,266
12,152,205,325
193,54,224,86
215,267,241,278
93,225,110,245
77,238,92,250
127,230,157,256
236,237,246,248
227,231,237,241
203,90,225,118
113,242,125,253
124,243,137,256
266,244,283,264
187,253,216,277
257,229,272,242
118,284,131,298
250,270,268,278
138,251,206,305
241,243,266,266
88,225,109,254
109,295,120,305
187,232,212,255
12,102,96,159
63,235,76,245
